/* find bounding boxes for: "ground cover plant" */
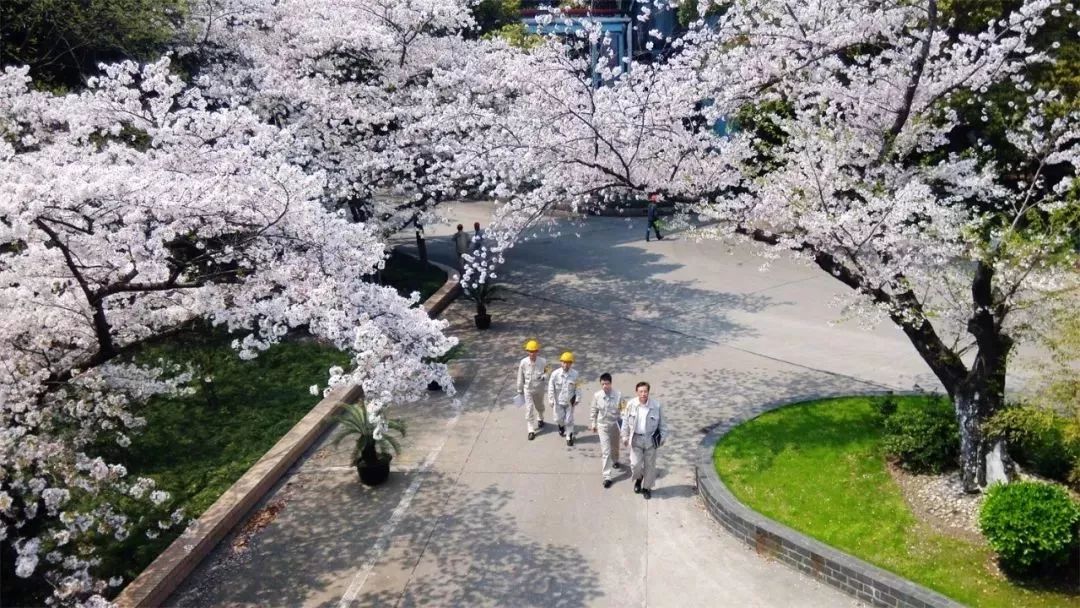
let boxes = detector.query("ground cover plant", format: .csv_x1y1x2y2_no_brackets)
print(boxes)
714,395,1079,608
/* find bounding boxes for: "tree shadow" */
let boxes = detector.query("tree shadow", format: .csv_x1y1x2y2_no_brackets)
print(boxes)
344,478,604,607
399,214,790,351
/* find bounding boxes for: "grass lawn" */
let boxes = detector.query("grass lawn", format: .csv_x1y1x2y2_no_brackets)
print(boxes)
382,249,447,302
7,251,451,605
713,395,1079,608
91,327,352,588
87,252,447,593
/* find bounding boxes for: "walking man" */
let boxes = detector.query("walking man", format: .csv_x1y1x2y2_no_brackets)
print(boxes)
590,373,625,488
548,352,579,446
621,381,668,499
646,194,663,242
453,224,471,271
516,340,548,441
472,221,485,251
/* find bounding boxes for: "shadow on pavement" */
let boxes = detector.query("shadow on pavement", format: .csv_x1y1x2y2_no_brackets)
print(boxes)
347,476,604,608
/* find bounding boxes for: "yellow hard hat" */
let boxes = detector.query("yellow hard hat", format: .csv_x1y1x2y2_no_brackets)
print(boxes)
524,339,540,352
559,351,574,363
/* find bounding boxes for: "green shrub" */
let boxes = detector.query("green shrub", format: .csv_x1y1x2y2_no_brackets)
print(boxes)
882,399,959,473
979,481,1080,575
871,392,899,420
986,405,1080,485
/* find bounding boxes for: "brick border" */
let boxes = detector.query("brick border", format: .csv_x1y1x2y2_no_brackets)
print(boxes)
696,394,965,608
115,254,461,608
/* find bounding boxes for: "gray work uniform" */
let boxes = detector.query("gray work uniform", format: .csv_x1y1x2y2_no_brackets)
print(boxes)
453,231,471,270
590,388,624,480
516,356,547,433
620,398,668,490
547,367,579,437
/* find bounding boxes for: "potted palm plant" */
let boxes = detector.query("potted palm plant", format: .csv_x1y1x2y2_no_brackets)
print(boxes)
463,281,502,329
332,402,406,486
427,343,463,390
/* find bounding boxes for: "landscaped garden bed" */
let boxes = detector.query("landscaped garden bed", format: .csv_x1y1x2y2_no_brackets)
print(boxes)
4,249,448,606
713,395,1079,608
382,250,448,302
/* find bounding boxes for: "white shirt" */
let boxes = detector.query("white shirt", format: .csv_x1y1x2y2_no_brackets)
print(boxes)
635,404,650,434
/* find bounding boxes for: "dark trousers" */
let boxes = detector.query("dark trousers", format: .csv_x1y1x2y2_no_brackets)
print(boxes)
647,219,662,241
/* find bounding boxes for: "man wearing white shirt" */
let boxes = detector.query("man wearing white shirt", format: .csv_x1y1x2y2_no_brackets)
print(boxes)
589,373,625,488
620,381,668,499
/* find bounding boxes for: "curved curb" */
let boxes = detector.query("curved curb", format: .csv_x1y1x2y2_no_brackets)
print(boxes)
413,257,461,319
115,257,461,608
696,392,965,608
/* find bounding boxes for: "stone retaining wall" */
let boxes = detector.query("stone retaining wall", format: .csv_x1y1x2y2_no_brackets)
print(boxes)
696,403,964,608
115,253,461,608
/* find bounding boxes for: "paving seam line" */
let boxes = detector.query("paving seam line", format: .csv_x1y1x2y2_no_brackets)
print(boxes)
337,370,481,607
389,380,507,607
115,253,461,608
499,285,897,392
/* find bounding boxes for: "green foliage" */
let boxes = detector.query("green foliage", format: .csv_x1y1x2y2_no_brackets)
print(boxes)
881,397,960,473
1021,304,1080,489
1037,306,1080,417
462,281,503,312
676,0,731,27
714,395,1079,607
1,0,189,89
332,402,407,465
870,392,899,419
471,0,521,37
979,481,1080,575
485,22,544,50
381,250,448,302
431,342,464,364
986,405,1080,486
93,325,350,594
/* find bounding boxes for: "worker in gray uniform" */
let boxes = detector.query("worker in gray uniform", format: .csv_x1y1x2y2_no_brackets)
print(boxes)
548,351,579,446
589,372,625,488
620,381,668,499
516,339,548,441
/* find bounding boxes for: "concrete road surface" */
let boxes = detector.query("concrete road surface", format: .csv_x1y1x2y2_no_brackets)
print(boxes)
168,201,990,607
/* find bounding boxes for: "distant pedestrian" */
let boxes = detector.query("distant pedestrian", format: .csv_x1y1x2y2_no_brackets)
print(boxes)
548,352,579,446
646,194,663,242
472,221,485,251
453,224,470,271
516,339,548,441
590,373,625,488
621,381,668,499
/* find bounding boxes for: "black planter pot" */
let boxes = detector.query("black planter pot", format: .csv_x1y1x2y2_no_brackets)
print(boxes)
427,380,443,391
356,453,393,486
474,313,492,330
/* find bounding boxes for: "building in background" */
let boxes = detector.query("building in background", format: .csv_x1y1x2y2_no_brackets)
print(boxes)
519,1,678,83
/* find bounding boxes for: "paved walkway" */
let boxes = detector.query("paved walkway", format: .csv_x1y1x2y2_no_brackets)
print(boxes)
170,202,953,607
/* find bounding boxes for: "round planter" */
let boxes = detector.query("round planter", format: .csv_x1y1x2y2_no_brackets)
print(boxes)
474,313,492,330
427,380,443,391
356,453,393,486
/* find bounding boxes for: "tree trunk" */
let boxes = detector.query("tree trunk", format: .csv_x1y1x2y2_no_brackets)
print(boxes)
949,260,1015,492
803,246,1016,493
953,375,1011,492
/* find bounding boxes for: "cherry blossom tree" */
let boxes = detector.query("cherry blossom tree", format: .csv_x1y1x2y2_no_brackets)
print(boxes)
184,0,518,238
0,56,455,605
474,0,1080,492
